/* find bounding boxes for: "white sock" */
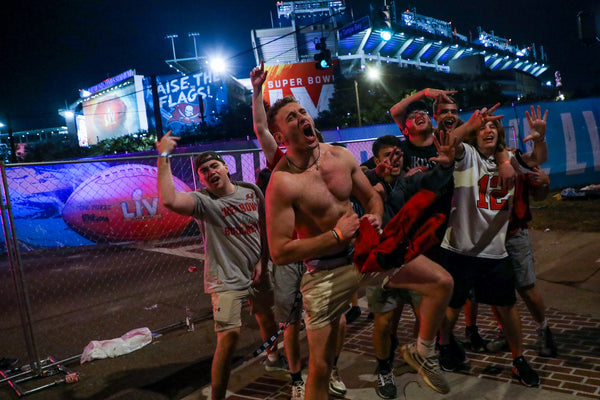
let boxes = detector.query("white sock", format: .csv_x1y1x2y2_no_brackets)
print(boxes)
417,337,435,358
267,350,278,362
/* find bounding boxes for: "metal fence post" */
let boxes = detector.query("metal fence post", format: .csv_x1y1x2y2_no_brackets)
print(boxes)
0,161,42,374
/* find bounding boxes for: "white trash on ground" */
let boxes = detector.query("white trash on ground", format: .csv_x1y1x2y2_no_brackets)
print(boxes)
80,327,153,364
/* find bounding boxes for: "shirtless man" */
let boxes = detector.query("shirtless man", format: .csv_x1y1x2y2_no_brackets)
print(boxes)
260,94,453,399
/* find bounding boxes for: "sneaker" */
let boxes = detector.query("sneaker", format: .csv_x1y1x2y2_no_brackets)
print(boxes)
538,327,558,357
375,367,397,399
345,305,362,324
438,343,461,372
0,357,18,370
486,330,509,353
328,366,347,397
264,354,289,372
465,325,488,352
291,380,305,400
401,343,450,394
512,356,540,387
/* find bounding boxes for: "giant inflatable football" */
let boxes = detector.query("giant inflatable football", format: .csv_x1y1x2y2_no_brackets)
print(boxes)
62,164,194,242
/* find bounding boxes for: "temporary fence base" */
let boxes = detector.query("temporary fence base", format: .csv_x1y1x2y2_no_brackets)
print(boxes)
0,357,79,397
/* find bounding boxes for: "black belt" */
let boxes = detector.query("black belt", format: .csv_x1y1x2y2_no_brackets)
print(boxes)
304,247,354,272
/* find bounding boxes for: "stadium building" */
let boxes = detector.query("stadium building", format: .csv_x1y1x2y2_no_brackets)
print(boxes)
251,0,551,102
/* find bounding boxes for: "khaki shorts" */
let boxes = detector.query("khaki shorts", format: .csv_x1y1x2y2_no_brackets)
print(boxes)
211,285,273,332
300,263,384,330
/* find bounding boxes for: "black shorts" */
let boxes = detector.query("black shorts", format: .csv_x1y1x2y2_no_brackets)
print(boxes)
443,250,516,309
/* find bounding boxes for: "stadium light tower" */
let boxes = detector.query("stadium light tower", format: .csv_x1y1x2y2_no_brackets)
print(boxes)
189,32,200,59
166,34,179,60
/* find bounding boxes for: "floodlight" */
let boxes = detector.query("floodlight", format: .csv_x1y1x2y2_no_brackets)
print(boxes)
381,30,392,41
209,57,227,74
367,67,380,80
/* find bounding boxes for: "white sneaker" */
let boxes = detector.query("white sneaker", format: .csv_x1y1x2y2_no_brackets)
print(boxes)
291,380,305,400
328,366,347,396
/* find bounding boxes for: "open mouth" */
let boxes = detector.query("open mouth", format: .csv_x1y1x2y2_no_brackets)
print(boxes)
483,136,495,144
442,118,456,130
303,125,315,138
209,176,220,184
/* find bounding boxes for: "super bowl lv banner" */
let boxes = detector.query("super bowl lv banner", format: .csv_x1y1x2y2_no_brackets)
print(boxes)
262,60,338,118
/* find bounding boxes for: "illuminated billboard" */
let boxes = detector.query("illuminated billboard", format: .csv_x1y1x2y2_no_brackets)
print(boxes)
81,74,148,145
262,60,338,118
144,71,229,135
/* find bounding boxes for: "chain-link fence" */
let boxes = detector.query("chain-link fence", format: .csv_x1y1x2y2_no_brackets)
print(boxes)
0,139,375,373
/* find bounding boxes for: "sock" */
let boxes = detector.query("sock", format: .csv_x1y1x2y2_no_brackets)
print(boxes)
290,371,303,383
377,357,392,374
417,337,435,358
267,350,278,362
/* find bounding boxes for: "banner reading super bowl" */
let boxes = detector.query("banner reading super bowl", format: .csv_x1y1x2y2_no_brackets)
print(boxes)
262,60,338,118
144,72,229,135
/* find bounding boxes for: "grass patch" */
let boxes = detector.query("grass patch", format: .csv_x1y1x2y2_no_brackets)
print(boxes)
529,191,600,232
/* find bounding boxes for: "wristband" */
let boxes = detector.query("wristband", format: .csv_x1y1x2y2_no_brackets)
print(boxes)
331,227,343,243
500,160,511,165
159,152,171,158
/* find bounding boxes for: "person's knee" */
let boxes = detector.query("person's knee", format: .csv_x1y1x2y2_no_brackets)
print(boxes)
310,355,330,377
432,269,453,295
374,311,394,331
217,329,241,350
516,284,535,298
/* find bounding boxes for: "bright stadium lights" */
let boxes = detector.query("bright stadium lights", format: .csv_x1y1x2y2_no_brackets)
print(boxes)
209,57,227,74
381,30,392,41
367,66,381,80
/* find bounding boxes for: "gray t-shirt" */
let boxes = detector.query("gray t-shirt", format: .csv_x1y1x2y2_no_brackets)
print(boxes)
190,182,263,293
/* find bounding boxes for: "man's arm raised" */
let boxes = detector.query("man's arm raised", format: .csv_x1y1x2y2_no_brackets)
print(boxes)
448,104,504,158
521,105,549,167
251,60,279,165
156,131,196,216
390,88,456,129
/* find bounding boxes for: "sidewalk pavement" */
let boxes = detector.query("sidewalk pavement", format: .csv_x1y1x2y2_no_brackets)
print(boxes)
184,229,600,400
182,298,600,400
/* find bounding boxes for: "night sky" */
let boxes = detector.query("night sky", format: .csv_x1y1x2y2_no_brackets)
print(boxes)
1,0,599,131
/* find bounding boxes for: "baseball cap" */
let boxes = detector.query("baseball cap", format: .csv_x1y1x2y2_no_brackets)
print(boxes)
194,151,226,171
